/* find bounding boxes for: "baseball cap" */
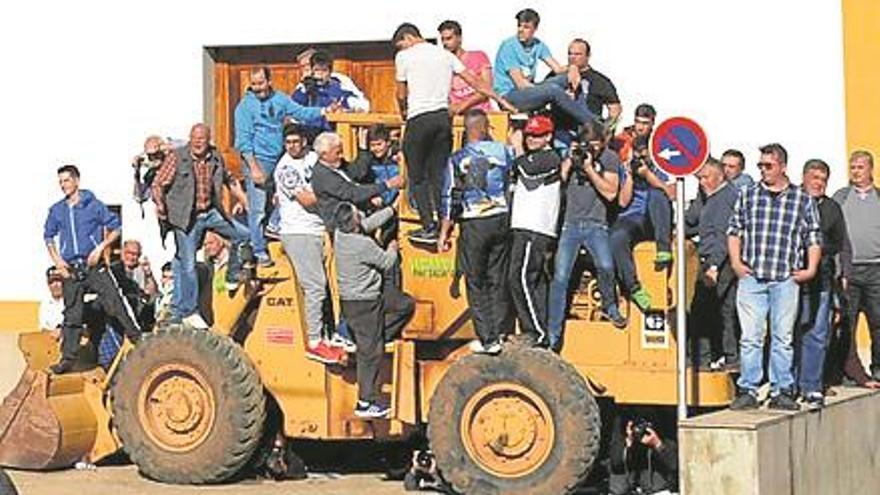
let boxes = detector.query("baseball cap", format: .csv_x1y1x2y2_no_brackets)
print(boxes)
46,266,62,281
524,115,554,136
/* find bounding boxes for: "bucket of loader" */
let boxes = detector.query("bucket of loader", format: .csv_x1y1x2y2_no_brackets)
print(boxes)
0,332,119,470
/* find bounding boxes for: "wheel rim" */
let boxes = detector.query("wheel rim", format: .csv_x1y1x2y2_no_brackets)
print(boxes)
138,363,216,453
459,382,556,478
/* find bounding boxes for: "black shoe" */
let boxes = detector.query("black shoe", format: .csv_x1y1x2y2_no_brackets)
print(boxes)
408,226,439,244
50,359,76,375
802,392,825,409
730,389,759,410
127,333,141,344
768,391,800,411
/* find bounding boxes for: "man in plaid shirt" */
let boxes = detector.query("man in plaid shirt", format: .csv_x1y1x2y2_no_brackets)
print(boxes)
727,143,822,411
152,124,249,329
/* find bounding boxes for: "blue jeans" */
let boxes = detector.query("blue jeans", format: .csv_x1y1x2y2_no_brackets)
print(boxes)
172,209,249,319
504,79,598,125
548,221,618,347
736,276,800,394
242,158,277,258
797,288,832,394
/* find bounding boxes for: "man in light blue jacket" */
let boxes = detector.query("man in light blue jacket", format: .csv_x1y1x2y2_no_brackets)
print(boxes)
234,66,335,266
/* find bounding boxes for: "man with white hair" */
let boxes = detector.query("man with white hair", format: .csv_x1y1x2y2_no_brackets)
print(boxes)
311,132,403,232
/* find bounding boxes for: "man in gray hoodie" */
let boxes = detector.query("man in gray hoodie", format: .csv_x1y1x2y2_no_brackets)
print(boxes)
333,202,415,418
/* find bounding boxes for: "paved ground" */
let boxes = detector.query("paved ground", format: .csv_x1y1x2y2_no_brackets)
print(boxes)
5,465,414,495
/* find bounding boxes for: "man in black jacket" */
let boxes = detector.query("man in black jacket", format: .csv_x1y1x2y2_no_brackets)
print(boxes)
310,132,403,232
686,157,740,371
798,159,852,407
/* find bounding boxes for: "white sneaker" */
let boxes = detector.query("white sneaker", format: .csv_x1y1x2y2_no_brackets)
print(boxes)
329,334,357,353
469,339,502,355
183,313,210,330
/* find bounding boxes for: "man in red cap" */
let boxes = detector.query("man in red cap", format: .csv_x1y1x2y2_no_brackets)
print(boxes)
507,115,567,347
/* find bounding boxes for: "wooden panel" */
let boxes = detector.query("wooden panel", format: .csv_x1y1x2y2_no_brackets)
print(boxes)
355,61,399,114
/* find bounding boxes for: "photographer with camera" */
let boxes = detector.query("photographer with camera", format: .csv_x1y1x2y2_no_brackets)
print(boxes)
292,50,362,139
43,165,142,374
548,120,624,350
608,407,679,495
296,47,370,112
610,135,674,311
437,109,514,355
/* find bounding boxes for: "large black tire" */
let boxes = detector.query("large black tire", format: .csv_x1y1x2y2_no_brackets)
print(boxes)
112,324,265,483
428,347,600,495
0,468,17,495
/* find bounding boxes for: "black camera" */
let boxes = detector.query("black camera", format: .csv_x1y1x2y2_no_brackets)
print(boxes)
630,155,649,176
569,142,593,167
570,142,601,184
631,419,654,441
70,265,88,283
509,113,529,131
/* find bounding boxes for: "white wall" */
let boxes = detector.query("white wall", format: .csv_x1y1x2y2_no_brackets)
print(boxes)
0,0,845,300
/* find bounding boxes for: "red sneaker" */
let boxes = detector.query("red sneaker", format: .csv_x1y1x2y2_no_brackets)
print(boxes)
305,341,344,365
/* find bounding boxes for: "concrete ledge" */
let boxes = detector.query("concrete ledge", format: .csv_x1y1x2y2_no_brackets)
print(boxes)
680,387,880,495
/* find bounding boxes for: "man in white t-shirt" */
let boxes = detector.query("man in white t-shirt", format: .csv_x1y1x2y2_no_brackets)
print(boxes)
508,115,566,348
392,22,515,243
274,124,344,365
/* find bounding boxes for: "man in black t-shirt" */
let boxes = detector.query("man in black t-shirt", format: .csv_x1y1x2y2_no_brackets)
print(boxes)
548,38,621,148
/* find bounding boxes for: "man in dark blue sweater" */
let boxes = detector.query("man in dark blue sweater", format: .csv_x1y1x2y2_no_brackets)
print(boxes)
686,157,739,371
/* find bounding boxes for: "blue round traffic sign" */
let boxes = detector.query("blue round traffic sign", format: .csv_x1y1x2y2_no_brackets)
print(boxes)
650,117,709,177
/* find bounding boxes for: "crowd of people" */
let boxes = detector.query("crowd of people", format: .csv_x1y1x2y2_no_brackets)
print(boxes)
39,7,879,443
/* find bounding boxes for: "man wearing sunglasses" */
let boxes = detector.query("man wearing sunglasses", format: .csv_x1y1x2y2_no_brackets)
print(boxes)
728,143,822,411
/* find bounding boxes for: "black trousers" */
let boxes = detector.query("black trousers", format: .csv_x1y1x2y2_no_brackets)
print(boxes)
403,110,452,229
460,214,513,344
61,265,141,362
844,264,880,375
689,268,738,366
508,230,555,343
342,290,415,402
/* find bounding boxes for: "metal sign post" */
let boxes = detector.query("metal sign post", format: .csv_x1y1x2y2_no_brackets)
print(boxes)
675,177,688,421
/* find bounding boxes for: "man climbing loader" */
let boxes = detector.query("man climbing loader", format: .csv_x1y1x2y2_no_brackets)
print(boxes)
0,113,732,494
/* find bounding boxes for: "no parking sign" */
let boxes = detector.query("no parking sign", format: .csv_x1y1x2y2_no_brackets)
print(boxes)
649,116,709,427
649,117,709,177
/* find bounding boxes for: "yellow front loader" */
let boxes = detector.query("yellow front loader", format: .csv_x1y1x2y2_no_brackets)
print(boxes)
0,114,733,494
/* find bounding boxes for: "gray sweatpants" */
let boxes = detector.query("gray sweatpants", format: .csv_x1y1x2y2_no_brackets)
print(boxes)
280,233,327,344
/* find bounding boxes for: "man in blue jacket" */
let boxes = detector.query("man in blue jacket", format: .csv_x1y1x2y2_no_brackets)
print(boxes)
234,66,336,267
292,50,368,139
43,165,141,374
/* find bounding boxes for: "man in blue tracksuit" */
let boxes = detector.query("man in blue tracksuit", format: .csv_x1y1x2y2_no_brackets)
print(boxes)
234,66,332,266
437,109,515,354
43,165,141,374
